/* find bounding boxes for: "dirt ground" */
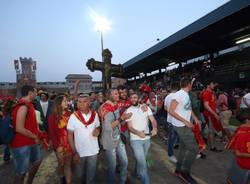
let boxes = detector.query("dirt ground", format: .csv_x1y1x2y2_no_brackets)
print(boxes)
0,133,233,184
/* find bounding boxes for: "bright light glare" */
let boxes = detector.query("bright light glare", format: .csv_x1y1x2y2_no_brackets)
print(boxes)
236,36,250,44
89,8,111,33
168,62,176,66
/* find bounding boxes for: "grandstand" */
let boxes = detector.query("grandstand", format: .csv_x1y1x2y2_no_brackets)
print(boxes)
123,0,250,89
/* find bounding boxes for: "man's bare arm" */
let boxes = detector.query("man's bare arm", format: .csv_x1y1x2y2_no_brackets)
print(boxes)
204,101,219,119
148,115,157,130
191,111,199,124
111,112,132,129
127,121,145,138
67,130,76,153
169,100,193,128
243,98,250,108
148,115,157,136
111,120,120,129
15,106,38,140
235,150,250,158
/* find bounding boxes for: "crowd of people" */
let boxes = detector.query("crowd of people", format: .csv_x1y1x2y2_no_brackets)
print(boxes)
0,77,249,184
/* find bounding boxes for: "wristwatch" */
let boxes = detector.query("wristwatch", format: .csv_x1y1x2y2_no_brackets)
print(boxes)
118,117,123,122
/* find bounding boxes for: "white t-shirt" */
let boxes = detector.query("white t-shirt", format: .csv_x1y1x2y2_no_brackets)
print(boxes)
164,92,175,123
240,93,250,108
40,101,48,116
126,105,153,141
171,89,192,127
67,111,100,157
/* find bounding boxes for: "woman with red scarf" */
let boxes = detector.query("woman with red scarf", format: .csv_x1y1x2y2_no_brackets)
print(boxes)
48,95,72,184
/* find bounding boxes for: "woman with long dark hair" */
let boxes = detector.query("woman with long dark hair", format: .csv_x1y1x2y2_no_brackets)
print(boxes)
48,95,72,184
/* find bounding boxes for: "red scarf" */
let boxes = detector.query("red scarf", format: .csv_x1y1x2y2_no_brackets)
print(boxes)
74,110,96,127
118,99,131,108
99,102,118,123
118,99,131,114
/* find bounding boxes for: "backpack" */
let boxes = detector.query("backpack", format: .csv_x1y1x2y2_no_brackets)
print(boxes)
0,114,14,145
0,101,30,145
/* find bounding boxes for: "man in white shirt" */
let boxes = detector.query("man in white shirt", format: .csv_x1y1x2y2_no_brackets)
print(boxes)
40,97,48,117
169,78,200,184
35,91,52,131
164,81,180,163
240,92,250,108
126,93,157,184
67,94,100,184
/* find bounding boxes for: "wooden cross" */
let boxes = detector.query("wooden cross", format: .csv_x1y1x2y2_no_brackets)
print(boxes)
86,49,123,91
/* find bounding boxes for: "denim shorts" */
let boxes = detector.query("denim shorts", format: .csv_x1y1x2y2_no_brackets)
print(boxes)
227,157,250,184
11,144,42,175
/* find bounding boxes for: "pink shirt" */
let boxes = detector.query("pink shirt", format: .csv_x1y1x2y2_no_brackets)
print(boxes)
218,93,228,111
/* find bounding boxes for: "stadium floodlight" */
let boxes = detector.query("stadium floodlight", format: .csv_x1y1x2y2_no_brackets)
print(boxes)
236,36,250,44
95,16,111,53
168,62,176,66
94,16,111,33
90,8,111,54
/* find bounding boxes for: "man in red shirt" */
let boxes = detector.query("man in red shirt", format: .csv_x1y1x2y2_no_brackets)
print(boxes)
117,86,131,140
202,80,223,152
226,108,250,184
10,85,42,184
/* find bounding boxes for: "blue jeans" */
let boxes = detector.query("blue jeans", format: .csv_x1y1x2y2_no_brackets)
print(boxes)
227,157,250,184
74,154,97,184
4,145,11,161
167,124,179,156
11,144,42,175
105,141,128,184
131,139,151,184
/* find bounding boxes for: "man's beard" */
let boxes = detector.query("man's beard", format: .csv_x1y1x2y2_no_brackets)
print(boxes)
120,96,127,101
132,102,139,106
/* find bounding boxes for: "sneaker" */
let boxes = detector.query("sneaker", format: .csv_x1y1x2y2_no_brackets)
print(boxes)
169,155,178,163
196,154,201,159
196,152,206,159
200,152,206,159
